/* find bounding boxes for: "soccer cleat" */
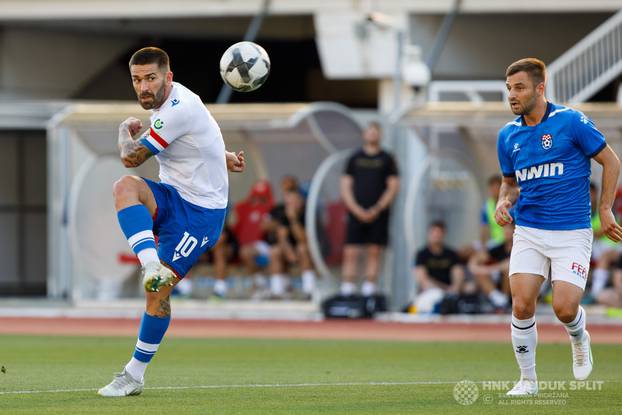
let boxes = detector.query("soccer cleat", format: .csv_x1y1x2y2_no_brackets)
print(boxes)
142,262,176,292
506,378,538,396
97,370,144,397
571,331,593,380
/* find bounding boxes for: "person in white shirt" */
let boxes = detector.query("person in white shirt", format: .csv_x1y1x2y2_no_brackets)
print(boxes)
98,47,245,397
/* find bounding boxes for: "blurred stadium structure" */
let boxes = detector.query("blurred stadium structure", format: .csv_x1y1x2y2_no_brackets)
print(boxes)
47,102,362,300
2,1,622,318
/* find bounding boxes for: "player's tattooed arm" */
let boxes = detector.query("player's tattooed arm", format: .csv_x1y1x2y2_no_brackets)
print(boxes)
118,117,153,168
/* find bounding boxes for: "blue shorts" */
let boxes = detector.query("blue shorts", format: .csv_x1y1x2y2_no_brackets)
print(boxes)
143,178,227,278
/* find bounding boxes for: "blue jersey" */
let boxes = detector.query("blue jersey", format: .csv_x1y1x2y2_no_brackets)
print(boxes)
497,102,606,230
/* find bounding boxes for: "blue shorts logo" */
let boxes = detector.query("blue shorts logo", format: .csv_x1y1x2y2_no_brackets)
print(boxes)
173,232,198,262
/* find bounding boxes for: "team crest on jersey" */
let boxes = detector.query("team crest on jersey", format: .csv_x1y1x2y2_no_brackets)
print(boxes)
541,134,553,150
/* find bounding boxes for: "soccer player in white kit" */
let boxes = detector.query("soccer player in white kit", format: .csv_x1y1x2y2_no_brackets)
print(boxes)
98,47,245,397
496,58,622,396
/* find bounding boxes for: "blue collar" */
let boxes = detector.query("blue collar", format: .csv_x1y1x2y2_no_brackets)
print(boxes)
521,101,553,127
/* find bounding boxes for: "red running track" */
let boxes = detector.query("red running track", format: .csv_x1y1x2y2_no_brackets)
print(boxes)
1,317,621,344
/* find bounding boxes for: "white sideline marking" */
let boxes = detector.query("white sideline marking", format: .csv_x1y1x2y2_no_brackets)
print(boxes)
4,379,618,396
0,380,453,395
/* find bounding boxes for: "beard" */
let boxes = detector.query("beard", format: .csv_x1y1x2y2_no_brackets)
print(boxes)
509,91,537,116
138,83,166,110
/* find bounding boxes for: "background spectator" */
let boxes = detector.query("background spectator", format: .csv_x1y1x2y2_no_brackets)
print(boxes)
210,226,239,298
590,182,621,299
480,175,505,250
340,121,399,297
468,223,513,309
597,258,622,307
268,188,316,298
184,225,239,299
413,221,465,313
233,180,275,294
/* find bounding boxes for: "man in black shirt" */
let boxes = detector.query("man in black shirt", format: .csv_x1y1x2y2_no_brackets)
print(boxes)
340,122,400,296
413,221,464,312
268,188,316,298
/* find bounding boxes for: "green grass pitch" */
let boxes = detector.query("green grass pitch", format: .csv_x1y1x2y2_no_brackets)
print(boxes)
0,335,620,414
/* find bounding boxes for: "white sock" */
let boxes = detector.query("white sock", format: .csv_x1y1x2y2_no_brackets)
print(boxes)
270,274,287,296
341,282,356,296
137,248,159,267
301,270,316,294
125,357,148,382
214,279,227,296
361,281,376,296
591,269,609,296
511,315,538,381
563,306,586,341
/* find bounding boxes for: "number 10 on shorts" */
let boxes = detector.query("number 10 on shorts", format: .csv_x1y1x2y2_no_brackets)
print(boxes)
173,231,198,262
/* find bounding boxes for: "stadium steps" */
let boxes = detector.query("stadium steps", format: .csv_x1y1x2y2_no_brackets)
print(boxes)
547,9,622,103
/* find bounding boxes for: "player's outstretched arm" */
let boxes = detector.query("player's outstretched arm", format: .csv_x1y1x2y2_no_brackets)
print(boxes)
226,150,246,173
593,145,622,242
494,176,519,226
118,117,153,168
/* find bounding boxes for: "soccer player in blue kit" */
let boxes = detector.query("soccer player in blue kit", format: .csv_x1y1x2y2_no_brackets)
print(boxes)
495,58,622,396
98,47,245,397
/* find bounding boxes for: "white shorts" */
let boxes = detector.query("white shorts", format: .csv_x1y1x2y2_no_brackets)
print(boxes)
509,225,592,290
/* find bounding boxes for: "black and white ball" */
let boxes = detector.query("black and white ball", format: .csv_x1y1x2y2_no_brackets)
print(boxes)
219,41,270,92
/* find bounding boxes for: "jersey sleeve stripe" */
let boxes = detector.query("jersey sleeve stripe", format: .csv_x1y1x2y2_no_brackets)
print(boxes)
139,137,160,155
149,128,169,149
587,141,607,158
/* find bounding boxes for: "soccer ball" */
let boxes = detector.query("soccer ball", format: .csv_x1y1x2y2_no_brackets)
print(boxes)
219,41,270,92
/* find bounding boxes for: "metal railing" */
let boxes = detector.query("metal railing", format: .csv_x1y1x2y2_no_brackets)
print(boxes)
547,10,622,103
428,80,507,103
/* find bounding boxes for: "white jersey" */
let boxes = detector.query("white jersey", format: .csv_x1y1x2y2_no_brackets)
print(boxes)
140,82,228,209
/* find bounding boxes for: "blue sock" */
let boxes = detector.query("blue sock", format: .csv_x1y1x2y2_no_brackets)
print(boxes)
117,204,159,266
125,313,171,381
133,312,170,362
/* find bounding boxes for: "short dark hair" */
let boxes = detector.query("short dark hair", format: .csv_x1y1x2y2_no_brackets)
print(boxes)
429,220,446,231
488,174,502,186
505,57,546,86
129,47,170,71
